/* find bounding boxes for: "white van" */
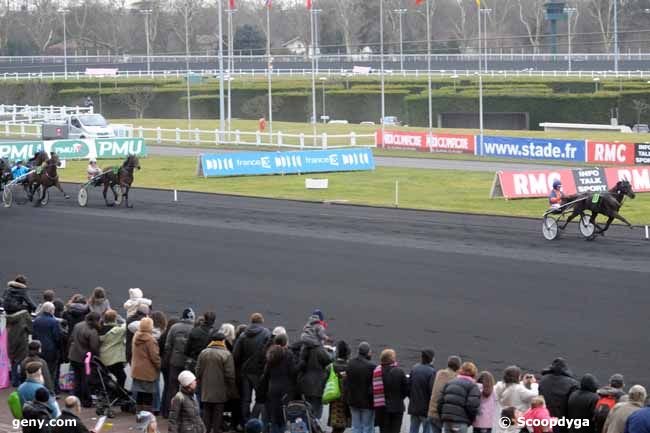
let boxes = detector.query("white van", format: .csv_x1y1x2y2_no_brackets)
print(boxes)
67,113,115,138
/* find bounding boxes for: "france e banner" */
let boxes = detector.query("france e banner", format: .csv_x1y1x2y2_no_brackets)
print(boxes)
199,149,374,178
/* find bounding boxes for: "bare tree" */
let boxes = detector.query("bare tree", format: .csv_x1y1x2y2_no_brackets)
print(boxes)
517,0,545,53
22,82,53,105
632,99,650,124
19,0,58,53
115,87,155,118
332,0,359,54
586,0,615,51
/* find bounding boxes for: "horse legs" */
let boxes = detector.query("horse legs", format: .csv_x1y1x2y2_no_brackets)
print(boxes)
110,185,118,201
54,180,70,199
559,208,581,230
612,211,634,229
103,182,114,207
123,185,133,208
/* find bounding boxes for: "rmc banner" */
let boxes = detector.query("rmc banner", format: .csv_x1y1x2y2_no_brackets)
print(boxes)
0,138,147,161
198,149,375,177
491,166,650,199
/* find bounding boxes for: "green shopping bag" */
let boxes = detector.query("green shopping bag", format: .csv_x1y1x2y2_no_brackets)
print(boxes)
8,391,22,419
322,364,341,404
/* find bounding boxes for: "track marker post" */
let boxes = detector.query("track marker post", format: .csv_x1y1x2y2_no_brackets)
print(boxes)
395,180,399,208
174,189,178,202
645,225,649,240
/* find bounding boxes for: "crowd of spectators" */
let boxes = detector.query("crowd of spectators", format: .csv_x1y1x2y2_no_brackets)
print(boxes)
1,274,649,433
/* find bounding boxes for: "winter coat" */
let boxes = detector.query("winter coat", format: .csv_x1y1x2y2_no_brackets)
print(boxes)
523,406,554,433
17,379,60,417
438,375,481,425
6,309,32,362
21,400,53,433
164,319,194,369
88,298,111,317
51,409,92,433
233,323,272,379
98,322,126,367
196,341,236,403
474,391,498,429
538,359,579,420
567,374,600,433
123,288,152,318
381,363,410,414
408,363,436,416
260,345,297,424
68,321,100,364
300,315,328,346
624,407,650,433
125,310,146,364
2,280,36,314
345,355,377,410
62,303,90,335
169,388,206,433
428,368,458,420
603,401,644,433
20,354,54,392
131,329,161,382
32,312,62,364
297,342,332,398
184,324,213,361
494,381,538,412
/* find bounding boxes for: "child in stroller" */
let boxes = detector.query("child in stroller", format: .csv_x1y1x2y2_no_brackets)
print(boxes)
88,356,136,417
284,397,324,433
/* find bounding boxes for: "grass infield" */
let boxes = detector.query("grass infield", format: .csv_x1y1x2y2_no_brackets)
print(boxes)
59,156,650,224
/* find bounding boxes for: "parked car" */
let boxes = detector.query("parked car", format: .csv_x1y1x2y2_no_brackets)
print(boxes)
633,124,649,133
381,116,401,126
328,119,349,124
360,121,376,126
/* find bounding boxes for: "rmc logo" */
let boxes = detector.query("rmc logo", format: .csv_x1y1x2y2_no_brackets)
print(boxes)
97,139,145,157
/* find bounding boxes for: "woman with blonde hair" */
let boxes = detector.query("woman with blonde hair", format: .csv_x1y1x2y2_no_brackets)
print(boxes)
373,348,409,433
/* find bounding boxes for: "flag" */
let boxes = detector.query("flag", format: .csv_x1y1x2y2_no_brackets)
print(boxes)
307,0,312,8
229,0,235,9
476,0,480,7
265,0,271,8
415,0,425,4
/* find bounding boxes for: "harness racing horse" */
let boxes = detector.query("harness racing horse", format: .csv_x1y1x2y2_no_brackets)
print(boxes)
26,152,70,206
560,180,636,238
0,158,12,187
101,155,140,208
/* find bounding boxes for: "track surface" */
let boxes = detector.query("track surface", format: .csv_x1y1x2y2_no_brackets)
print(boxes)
1,188,648,385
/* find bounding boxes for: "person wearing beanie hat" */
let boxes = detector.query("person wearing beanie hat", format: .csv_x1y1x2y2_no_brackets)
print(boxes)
131,317,161,415
169,370,205,433
18,362,61,418
32,301,62,393
20,340,55,393
347,342,377,433
196,330,236,433
123,288,152,319
408,349,436,433
22,387,54,433
162,308,195,419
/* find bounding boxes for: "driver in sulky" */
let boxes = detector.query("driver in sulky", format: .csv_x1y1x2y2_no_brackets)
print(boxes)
87,158,103,185
548,179,564,210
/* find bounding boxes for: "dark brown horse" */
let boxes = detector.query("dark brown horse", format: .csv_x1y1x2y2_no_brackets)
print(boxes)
102,155,140,208
559,180,636,237
0,158,11,186
26,152,70,206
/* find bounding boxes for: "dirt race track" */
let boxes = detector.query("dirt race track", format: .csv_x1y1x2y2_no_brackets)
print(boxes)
1,186,648,386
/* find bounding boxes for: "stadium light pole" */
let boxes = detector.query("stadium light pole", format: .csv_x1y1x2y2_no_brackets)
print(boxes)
480,8,491,72
227,7,236,138
184,5,191,130
140,9,152,74
477,2,484,154
380,0,385,138
564,7,576,72
425,0,432,135
58,9,69,80
320,76,327,122
313,8,321,74
310,1,317,146
393,8,407,73
613,0,619,74
217,0,225,139
266,4,273,142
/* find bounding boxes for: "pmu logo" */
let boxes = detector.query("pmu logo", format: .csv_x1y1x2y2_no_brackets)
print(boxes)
0,143,42,160
51,141,89,158
97,139,144,157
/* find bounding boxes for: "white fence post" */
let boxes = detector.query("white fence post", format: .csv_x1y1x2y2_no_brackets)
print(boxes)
195,128,200,144
20,123,25,137
235,129,241,145
321,133,327,150
299,133,305,150
277,131,283,147
4,122,8,136
256,131,261,146
156,127,162,144
350,132,356,147
175,128,181,144
138,126,144,139
215,129,220,146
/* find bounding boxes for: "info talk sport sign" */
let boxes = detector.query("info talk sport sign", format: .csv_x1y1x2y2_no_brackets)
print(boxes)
0,138,147,161
491,166,650,199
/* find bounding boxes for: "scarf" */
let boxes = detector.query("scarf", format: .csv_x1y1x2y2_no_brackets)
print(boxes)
373,362,397,408
208,340,226,349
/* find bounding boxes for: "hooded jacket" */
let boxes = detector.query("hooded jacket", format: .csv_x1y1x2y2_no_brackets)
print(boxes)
300,315,328,346
131,319,161,382
68,320,100,364
567,374,599,433
408,363,436,416
123,288,152,318
233,323,271,378
296,340,332,398
6,309,32,362
346,354,377,409
2,280,37,314
196,341,236,403
62,303,90,335
22,400,53,433
164,319,194,369
428,368,458,420
538,358,579,420
604,400,644,433
99,321,127,367
438,375,481,425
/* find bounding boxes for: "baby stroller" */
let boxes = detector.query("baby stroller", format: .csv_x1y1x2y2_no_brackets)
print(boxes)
284,398,324,433
88,356,136,417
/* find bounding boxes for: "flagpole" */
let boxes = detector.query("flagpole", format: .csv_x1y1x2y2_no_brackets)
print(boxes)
218,0,225,140
380,0,385,139
266,3,273,144
426,0,432,135
477,0,484,155
310,1,317,146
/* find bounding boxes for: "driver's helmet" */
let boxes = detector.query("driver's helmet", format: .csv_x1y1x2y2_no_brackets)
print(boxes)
15,159,22,165
552,180,562,190
89,158,97,164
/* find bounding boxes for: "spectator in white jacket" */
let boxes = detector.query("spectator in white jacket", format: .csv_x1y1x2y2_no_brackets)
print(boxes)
494,366,538,413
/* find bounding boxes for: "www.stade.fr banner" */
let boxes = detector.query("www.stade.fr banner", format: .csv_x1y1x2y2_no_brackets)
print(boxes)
0,138,147,161
198,148,375,177
491,166,650,199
